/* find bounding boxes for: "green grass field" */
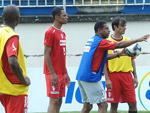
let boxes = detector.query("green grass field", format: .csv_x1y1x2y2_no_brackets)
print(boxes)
61,111,150,113
32,111,149,113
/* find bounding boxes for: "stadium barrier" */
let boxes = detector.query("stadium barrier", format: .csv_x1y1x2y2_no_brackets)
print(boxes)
0,0,150,14
1,67,149,112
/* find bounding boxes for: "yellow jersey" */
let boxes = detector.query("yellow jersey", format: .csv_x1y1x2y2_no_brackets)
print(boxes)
0,26,28,96
107,36,133,73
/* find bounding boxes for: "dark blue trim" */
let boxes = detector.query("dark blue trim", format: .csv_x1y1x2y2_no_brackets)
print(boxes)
0,7,78,15
120,5,150,14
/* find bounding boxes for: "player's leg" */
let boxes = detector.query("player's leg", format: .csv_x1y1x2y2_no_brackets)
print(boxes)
81,102,93,113
107,72,121,113
119,72,137,113
110,103,118,113
77,80,93,113
97,102,108,113
45,74,63,113
128,102,137,113
55,74,66,113
97,81,108,113
56,97,62,113
79,80,107,113
48,98,58,113
48,97,63,113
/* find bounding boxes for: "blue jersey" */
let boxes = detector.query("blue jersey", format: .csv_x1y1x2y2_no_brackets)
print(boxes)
76,35,108,82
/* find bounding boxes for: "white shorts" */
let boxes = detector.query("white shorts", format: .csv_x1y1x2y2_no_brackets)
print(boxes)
77,80,106,104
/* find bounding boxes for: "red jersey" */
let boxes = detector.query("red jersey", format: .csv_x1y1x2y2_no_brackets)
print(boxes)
92,39,117,72
2,36,20,84
44,25,66,75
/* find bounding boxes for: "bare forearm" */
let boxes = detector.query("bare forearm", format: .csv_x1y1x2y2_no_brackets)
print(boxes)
8,57,27,85
116,39,138,48
107,53,119,60
44,53,55,74
132,60,137,78
116,34,150,48
104,65,109,80
104,65,112,89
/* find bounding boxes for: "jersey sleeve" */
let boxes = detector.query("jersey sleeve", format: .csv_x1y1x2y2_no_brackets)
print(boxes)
132,57,136,60
6,36,19,58
98,39,117,50
44,30,54,47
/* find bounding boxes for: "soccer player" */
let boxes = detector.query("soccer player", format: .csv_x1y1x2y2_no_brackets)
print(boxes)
0,5,30,113
76,21,149,113
43,7,70,113
104,17,140,113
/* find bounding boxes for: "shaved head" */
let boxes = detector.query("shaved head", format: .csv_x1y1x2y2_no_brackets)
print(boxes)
2,4,20,24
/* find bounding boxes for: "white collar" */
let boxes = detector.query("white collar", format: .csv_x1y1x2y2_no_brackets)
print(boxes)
52,25,61,30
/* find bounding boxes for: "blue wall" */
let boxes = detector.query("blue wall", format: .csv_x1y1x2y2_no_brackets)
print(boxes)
120,0,150,14
0,6,78,15
0,0,78,15
1,0,150,15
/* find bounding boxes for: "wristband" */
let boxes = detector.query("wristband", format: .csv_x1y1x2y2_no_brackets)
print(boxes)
116,51,120,58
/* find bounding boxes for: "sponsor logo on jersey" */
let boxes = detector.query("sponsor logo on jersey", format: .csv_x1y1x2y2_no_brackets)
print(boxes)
108,92,111,97
51,86,55,91
108,41,115,45
51,86,59,94
24,96,28,107
107,98,114,101
51,91,59,94
84,46,91,52
83,38,94,52
60,40,66,46
12,42,17,51
88,38,94,42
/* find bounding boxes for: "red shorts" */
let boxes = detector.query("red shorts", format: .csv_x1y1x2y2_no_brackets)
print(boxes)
107,72,136,103
0,94,28,113
45,74,66,98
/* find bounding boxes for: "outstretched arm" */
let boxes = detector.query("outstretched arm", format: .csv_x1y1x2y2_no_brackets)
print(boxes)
115,34,150,49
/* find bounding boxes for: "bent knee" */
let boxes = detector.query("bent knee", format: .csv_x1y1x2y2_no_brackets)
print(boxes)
50,98,62,105
84,103,93,110
98,102,108,109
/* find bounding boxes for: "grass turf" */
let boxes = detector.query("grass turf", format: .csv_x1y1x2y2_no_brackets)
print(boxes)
32,111,149,113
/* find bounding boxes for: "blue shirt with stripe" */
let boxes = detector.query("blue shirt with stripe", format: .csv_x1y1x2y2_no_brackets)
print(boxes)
76,35,108,82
